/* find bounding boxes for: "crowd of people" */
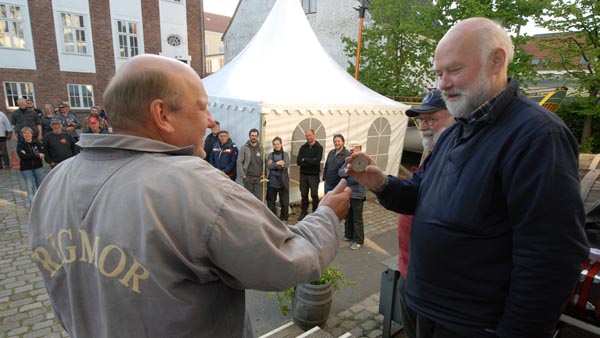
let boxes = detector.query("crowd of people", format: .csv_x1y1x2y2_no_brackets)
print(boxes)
3,16,589,338
201,122,366,245
0,98,112,206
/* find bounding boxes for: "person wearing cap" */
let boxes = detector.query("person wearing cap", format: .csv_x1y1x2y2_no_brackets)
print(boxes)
338,143,366,250
42,118,78,168
57,102,81,141
396,89,454,338
81,106,109,132
82,117,108,134
346,18,587,338
203,120,220,160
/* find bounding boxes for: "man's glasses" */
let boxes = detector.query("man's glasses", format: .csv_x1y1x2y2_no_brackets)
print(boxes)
413,117,439,128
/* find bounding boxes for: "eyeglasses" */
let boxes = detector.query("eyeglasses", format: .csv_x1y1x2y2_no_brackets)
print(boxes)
59,106,65,109
413,117,439,128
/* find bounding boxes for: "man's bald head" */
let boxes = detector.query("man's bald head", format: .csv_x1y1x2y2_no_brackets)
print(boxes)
103,54,199,131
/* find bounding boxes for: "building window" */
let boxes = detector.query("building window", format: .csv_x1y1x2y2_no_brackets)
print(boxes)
218,58,224,68
218,45,224,53
4,81,34,109
68,84,94,109
117,20,139,58
0,3,25,49
205,60,212,73
61,12,87,54
301,0,317,14
167,34,181,47
205,44,209,54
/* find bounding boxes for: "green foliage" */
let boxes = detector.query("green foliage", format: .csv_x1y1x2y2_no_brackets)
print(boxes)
270,265,356,316
535,0,600,146
343,0,548,96
555,96,600,152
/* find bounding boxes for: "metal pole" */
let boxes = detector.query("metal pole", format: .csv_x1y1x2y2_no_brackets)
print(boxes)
354,2,368,80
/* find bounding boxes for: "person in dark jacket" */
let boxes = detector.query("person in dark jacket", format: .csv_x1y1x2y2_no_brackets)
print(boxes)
323,134,350,193
338,143,366,250
209,130,238,180
16,127,45,206
203,120,220,160
266,136,290,223
11,98,42,142
43,118,78,168
346,17,589,338
296,129,323,221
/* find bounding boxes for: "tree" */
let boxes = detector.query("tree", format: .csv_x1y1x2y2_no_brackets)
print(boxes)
534,0,600,148
343,0,549,97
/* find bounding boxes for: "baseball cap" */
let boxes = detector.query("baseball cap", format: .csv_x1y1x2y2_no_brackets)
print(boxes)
88,117,99,124
51,118,62,125
406,90,447,117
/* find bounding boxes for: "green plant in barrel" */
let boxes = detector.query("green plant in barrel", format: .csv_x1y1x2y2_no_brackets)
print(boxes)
272,265,356,330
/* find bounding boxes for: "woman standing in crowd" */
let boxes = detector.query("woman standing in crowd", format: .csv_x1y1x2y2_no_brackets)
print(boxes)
40,104,55,137
266,136,290,224
16,127,45,206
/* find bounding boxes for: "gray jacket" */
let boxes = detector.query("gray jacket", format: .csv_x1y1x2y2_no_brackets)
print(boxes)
238,140,263,177
29,133,341,338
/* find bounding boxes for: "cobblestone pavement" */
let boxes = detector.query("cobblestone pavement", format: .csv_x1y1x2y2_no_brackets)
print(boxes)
0,162,67,338
0,152,402,338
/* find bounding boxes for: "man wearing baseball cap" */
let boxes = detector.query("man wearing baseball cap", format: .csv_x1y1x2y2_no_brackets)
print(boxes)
406,89,454,153
398,89,454,338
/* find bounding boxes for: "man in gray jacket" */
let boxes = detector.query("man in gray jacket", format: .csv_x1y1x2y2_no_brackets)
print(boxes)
29,54,351,338
238,128,264,200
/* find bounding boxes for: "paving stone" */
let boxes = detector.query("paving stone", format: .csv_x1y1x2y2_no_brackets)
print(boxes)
20,301,42,312
7,326,29,336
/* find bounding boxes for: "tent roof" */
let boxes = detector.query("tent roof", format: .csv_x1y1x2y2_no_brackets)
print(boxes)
203,0,407,109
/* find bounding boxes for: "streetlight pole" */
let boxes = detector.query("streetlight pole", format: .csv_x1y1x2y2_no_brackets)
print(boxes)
354,0,368,80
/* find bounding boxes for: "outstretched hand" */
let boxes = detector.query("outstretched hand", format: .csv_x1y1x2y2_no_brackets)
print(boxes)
319,179,351,220
344,152,388,191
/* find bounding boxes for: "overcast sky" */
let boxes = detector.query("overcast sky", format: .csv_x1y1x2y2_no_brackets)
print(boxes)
202,0,549,36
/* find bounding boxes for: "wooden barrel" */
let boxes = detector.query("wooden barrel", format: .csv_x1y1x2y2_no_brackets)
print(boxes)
292,282,332,330
579,154,600,224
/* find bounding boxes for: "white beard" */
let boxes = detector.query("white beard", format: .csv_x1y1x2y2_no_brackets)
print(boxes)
443,70,491,119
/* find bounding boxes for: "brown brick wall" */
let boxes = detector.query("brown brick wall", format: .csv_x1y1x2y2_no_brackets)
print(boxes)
142,0,161,54
1,0,202,115
187,0,203,76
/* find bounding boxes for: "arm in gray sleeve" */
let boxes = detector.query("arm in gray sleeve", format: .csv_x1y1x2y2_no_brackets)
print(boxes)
207,186,341,291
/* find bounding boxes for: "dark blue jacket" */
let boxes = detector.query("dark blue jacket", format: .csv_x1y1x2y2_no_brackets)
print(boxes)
377,79,589,338
16,140,44,170
209,139,238,180
323,148,350,187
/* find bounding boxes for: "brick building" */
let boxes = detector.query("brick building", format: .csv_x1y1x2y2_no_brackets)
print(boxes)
0,0,203,114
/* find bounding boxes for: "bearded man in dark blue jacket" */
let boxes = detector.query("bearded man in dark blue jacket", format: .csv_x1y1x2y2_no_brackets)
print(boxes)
346,17,589,338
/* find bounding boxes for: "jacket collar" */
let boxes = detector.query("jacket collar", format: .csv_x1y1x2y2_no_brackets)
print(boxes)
78,133,195,156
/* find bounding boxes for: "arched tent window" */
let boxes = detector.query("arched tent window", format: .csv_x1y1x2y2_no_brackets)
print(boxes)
289,118,327,185
366,117,391,169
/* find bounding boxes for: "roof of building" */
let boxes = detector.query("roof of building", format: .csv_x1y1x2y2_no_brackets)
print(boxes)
204,12,231,33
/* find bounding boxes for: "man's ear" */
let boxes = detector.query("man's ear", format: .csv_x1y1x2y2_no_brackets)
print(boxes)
148,99,175,134
489,48,507,74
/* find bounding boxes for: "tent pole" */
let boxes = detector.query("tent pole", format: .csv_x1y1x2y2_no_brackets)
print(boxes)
261,118,268,203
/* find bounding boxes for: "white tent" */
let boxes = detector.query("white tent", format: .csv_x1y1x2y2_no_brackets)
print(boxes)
203,0,409,201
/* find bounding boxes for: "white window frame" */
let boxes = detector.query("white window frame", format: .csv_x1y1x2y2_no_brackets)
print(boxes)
60,12,88,55
116,19,139,58
205,59,212,73
0,3,25,49
67,84,94,109
301,0,317,14
3,81,34,110
205,44,209,55
218,45,224,54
